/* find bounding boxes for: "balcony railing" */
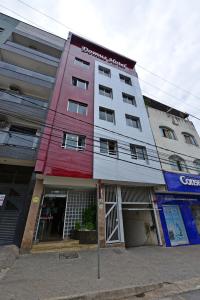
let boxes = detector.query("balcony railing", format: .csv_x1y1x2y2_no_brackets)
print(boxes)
0,131,38,161
0,90,48,121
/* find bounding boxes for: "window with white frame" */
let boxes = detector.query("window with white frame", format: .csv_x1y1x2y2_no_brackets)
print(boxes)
122,92,136,105
99,107,115,123
160,126,176,140
100,138,118,156
98,65,111,77
194,159,200,174
130,144,148,160
62,133,85,150
72,77,88,90
119,74,132,85
169,155,188,172
99,85,113,98
182,132,198,146
125,114,141,129
74,57,90,68
68,100,87,116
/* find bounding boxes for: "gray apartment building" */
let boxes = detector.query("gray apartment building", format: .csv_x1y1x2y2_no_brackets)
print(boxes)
0,13,65,246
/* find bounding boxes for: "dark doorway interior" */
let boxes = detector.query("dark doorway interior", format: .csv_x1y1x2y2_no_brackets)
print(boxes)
37,197,66,242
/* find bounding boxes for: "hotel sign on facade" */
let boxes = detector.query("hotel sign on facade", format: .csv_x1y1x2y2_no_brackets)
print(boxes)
81,46,127,69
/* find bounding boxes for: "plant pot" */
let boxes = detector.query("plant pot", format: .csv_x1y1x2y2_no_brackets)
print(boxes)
79,230,97,244
70,229,80,240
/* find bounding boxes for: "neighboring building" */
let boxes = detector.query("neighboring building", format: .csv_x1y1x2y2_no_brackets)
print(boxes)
0,13,65,246
21,32,165,252
145,96,200,247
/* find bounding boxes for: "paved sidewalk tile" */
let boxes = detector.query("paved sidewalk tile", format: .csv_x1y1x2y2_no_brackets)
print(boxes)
1,245,200,300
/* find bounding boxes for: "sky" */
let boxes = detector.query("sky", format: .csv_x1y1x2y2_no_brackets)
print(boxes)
1,0,200,133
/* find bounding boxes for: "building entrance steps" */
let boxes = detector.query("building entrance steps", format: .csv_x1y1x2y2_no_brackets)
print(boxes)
31,239,97,253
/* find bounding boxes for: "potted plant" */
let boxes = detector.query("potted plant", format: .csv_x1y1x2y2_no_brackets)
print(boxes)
78,205,97,244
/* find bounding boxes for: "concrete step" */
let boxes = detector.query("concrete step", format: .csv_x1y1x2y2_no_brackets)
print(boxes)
31,240,97,253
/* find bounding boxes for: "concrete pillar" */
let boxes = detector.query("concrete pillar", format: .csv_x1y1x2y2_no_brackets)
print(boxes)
151,191,165,246
97,183,106,248
21,179,43,252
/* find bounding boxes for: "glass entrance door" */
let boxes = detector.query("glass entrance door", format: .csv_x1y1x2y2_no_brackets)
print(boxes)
36,196,66,242
163,205,189,246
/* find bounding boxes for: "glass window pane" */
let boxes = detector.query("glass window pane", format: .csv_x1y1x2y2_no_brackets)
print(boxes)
100,140,108,153
68,101,78,113
99,109,106,120
66,134,77,149
78,104,87,115
107,111,114,123
78,136,85,149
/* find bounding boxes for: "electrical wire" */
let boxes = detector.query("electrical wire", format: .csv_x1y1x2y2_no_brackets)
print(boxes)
1,90,200,163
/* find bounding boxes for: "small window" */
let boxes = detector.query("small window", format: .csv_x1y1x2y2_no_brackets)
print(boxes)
182,133,198,146
169,155,188,172
100,138,118,156
130,144,148,160
74,57,90,68
68,100,87,116
160,127,176,140
72,77,88,90
0,27,4,33
125,114,141,129
62,133,85,150
119,74,132,85
122,93,136,105
194,159,200,174
99,107,115,123
99,85,113,98
98,66,111,77
9,125,37,136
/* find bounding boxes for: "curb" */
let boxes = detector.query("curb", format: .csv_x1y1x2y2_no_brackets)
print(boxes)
42,277,200,300
41,282,163,300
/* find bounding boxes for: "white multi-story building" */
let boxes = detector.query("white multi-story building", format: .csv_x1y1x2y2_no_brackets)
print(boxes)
145,96,200,247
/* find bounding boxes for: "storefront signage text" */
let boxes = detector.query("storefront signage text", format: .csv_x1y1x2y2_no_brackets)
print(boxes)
180,176,200,186
81,46,127,69
164,171,200,193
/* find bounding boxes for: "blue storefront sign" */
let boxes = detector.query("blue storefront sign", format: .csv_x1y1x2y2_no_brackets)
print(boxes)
157,172,200,247
164,171,200,193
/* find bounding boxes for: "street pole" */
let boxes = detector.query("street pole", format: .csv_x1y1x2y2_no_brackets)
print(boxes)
97,180,102,279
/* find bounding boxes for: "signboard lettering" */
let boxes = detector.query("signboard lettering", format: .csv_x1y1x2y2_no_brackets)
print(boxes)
81,46,127,69
164,171,200,193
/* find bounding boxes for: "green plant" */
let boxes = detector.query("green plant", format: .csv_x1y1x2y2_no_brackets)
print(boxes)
82,205,97,230
75,221,81,230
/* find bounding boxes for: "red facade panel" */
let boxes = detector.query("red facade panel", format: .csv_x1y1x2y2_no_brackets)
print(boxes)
35,33,136,179
35,38,95,178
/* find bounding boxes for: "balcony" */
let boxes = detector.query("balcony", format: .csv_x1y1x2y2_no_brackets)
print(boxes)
0,61,54,86
0,130,38,162
0,61,54,99
1,41,59,77
0,90,48,122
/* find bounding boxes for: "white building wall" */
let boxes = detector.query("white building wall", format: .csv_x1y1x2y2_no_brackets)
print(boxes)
147,106,200,174
93,61,164,185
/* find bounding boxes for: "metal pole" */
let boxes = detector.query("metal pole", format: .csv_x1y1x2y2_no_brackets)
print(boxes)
97,180,102,279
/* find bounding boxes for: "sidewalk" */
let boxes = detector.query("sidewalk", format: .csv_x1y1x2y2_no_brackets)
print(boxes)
1,245,200,300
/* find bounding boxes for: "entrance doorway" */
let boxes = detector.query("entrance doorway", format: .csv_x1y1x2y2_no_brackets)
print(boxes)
36,197,66,242
123,207,158,247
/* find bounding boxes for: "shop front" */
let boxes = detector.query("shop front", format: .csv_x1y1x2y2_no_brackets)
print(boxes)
157,171,200,247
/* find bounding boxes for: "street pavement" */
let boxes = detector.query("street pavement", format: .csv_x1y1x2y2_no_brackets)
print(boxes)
160,288,200,299
1,245,200,300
